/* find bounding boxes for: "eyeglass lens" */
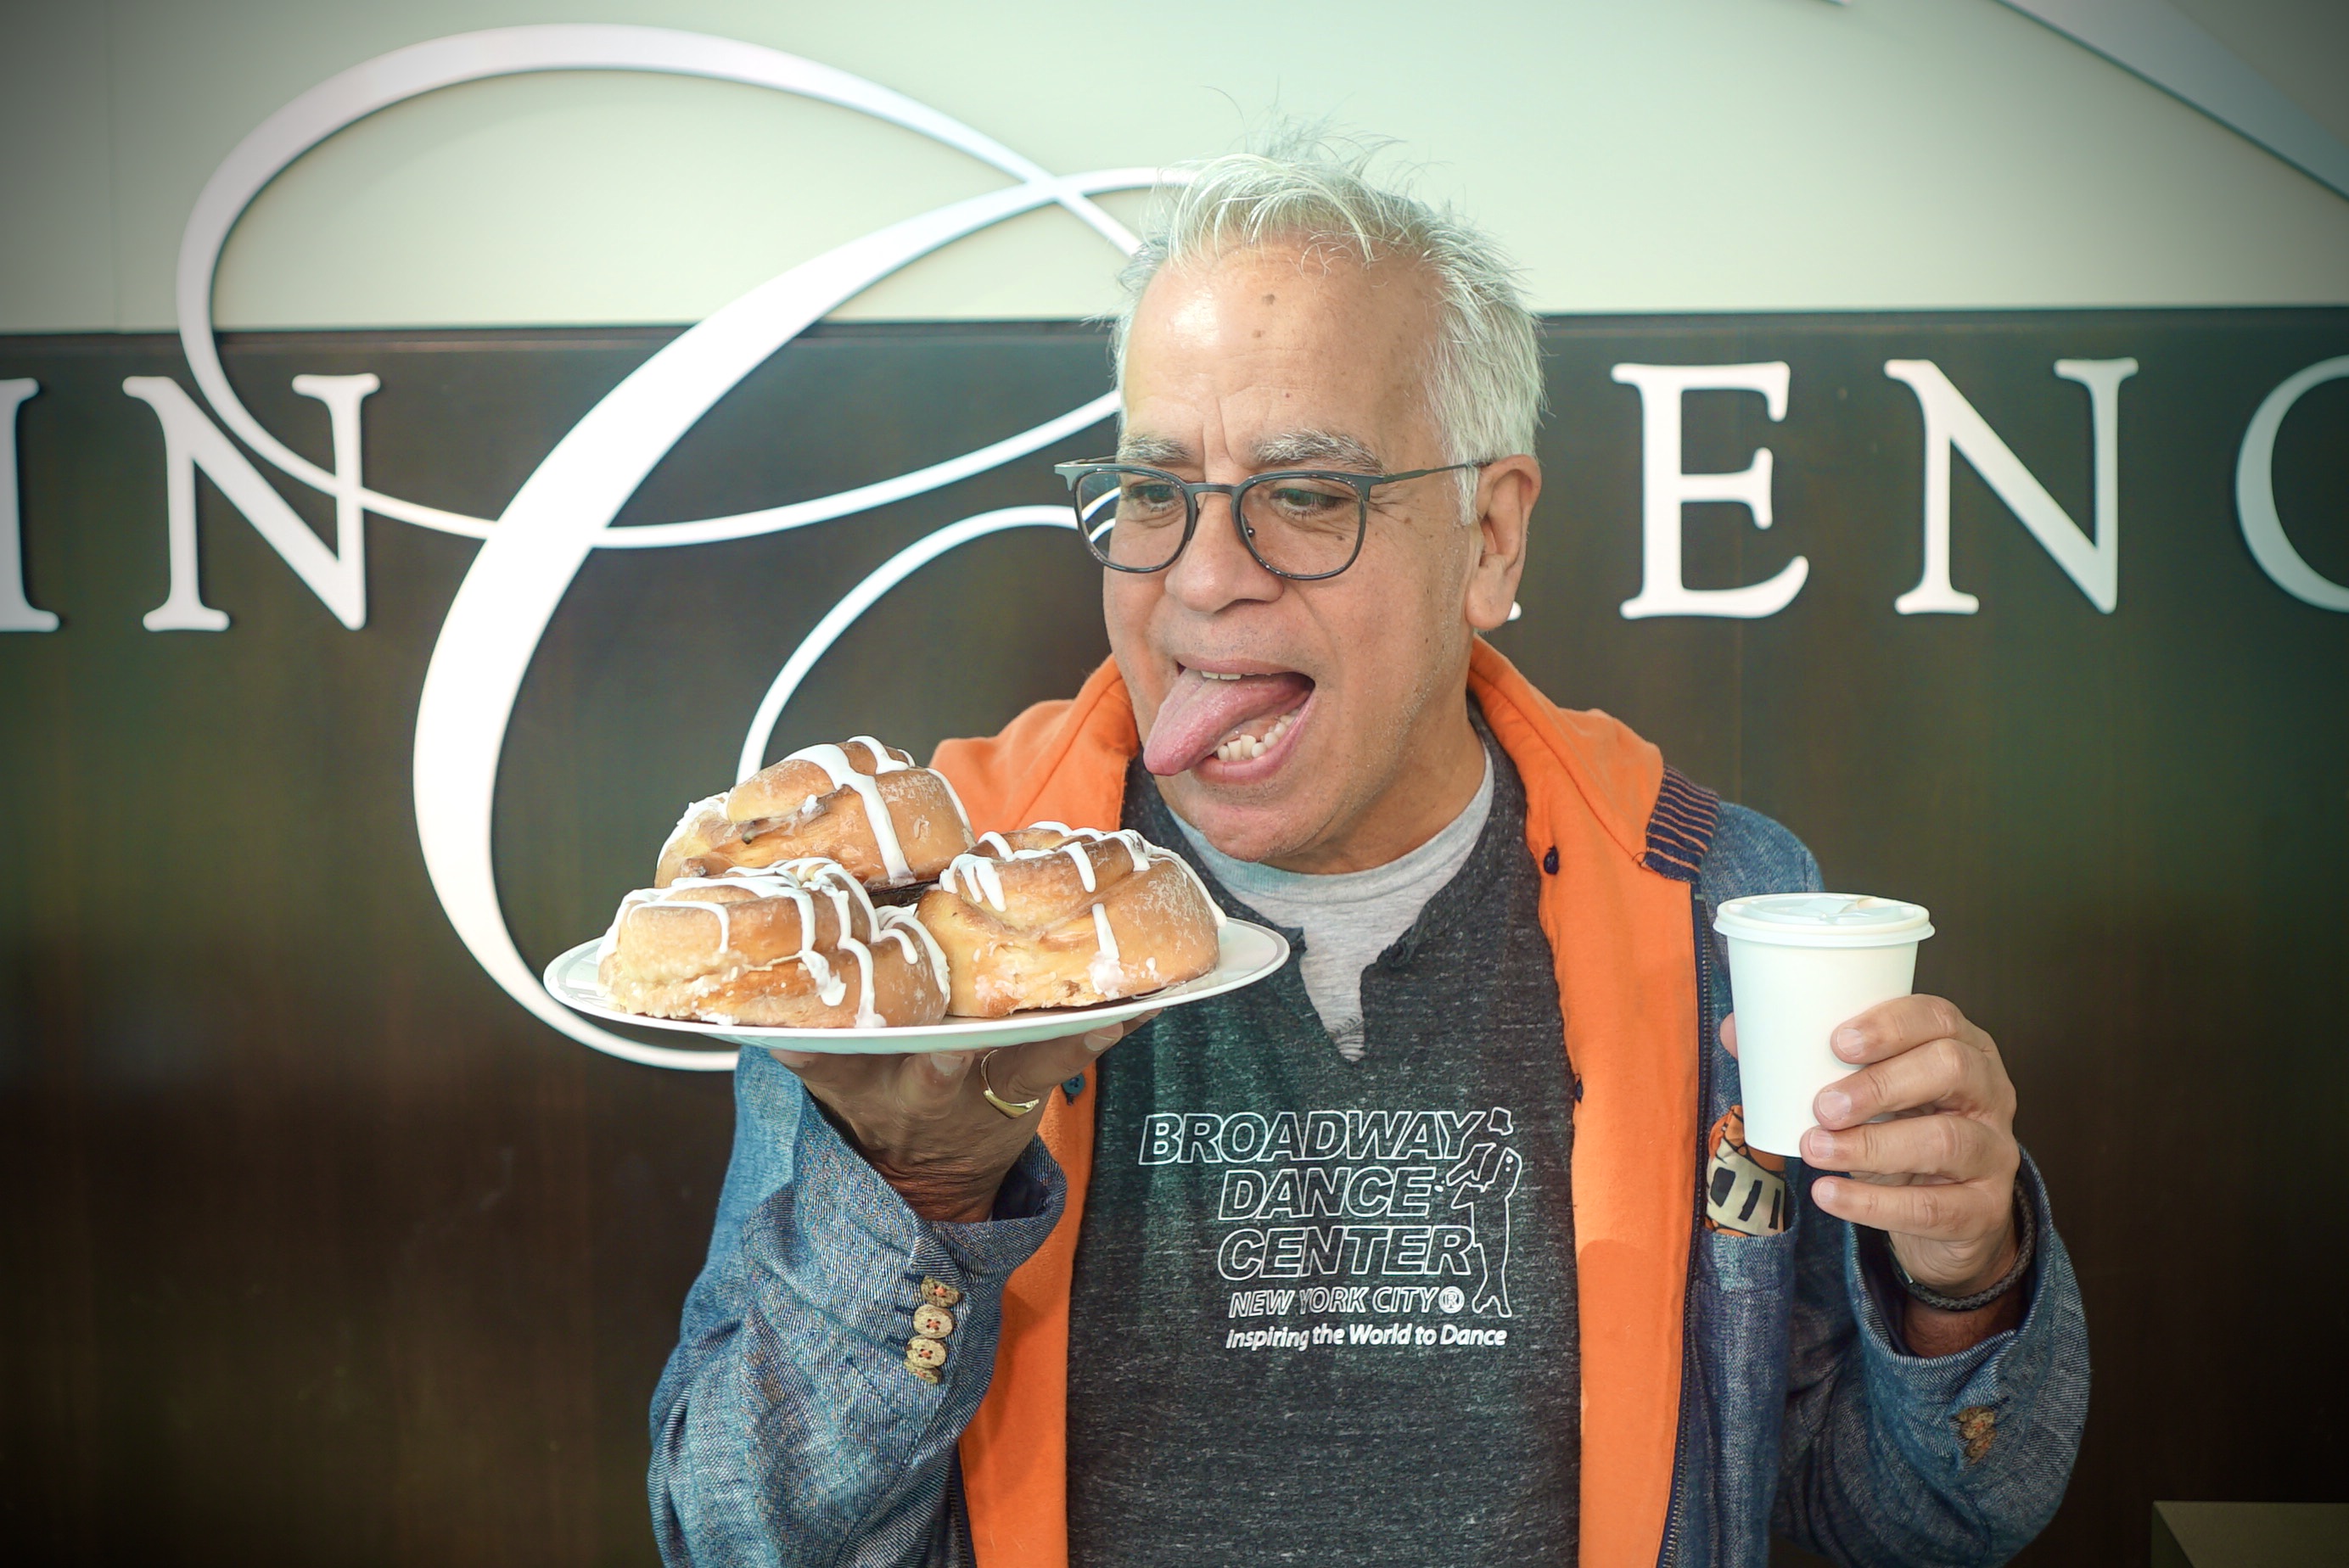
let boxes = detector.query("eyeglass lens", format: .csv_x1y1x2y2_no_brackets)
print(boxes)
1072,468,1364,577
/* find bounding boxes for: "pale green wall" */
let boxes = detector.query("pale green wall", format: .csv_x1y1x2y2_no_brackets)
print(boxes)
3,0,2346,333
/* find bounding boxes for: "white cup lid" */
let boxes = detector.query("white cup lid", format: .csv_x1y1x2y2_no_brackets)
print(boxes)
1713,893,1933,948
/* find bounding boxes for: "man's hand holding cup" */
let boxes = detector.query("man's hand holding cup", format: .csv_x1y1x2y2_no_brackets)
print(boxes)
1713,893,2025,1352
1718,1000,2023,1301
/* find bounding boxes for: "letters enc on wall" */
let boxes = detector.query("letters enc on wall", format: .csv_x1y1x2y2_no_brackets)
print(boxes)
7,351,2342,636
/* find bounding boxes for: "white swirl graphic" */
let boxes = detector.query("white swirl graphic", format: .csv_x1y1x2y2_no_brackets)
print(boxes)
180,25,1161,1067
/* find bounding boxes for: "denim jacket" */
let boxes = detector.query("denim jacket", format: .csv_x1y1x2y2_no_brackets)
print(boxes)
647,800,2088,1567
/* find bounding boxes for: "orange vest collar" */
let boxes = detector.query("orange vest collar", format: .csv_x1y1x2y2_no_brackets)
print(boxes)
938,645,1698,1567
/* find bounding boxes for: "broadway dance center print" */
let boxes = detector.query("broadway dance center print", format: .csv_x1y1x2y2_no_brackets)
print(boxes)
1137,1106,1528,1352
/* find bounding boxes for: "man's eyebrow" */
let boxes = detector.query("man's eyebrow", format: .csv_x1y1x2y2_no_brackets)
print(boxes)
1112,429,1386,471
1115,434,1191,467
1251,429,1384,472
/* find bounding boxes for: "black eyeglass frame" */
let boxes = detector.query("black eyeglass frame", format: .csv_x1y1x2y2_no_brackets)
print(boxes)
1052,459,1486,581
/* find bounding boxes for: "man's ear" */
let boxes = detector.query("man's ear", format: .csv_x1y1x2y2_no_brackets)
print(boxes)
1464,455,1540,631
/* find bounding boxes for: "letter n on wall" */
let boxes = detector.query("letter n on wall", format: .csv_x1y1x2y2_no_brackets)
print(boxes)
123,375,378,631
1885,358,2138,614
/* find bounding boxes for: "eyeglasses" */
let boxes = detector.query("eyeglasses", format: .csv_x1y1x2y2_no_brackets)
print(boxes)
1053,460,1484,580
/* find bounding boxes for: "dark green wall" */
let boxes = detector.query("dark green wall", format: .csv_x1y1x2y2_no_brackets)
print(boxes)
3,312,2343,1563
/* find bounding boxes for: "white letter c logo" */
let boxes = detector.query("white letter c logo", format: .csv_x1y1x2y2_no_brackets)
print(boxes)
177,26,1164,1067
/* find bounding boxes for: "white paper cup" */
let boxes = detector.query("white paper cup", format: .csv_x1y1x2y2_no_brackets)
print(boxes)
1713,893,1934,1157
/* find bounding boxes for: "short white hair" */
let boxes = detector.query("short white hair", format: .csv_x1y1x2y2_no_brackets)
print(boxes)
1110,128,1545,514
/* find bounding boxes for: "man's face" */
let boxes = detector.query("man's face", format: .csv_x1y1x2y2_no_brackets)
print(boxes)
1107,244,1495,867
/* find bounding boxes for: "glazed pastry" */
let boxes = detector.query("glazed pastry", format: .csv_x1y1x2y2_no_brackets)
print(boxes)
657,736,973,890
599,858,949,1028
916,823,1224,1017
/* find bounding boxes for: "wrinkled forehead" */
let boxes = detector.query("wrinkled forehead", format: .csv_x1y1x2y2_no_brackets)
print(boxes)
1118,244,1442,469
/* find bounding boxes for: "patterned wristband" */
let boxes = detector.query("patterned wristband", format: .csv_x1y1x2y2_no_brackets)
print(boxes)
1887,1187,2037,1314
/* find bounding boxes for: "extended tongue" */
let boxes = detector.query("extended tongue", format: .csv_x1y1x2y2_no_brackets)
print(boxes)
1142,669,1313,776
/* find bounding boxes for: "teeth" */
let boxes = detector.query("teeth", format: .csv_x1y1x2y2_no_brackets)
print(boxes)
1211,708,1297,764
1197,670,1242,681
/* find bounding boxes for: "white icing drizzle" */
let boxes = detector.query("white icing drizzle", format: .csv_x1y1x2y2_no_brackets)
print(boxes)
930,767,975,837
846,735,909,773
1029,821,1149,875
882,903,950,991
623,857,948,1024
787,742,914,885
828,893,953,1027
939,825,1230,942
774,858,872,1005
593,901,631,963
943,824,1146,908
837,932,882,1026
943,853,1009,910
775,856,863,941
674,791,725,834
1087,901,1125,994
657,792,726,862
618,859,889,1008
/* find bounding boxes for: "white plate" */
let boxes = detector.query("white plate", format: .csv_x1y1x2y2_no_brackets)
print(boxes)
541,919,1290,1055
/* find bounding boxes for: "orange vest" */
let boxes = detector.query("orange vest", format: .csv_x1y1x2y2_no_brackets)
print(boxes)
932,640,1701,1566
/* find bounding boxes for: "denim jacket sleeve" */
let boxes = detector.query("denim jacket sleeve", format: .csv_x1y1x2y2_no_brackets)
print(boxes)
648,1047,1063,1568
1701,804,2089,1566
1773,1154,2088,1565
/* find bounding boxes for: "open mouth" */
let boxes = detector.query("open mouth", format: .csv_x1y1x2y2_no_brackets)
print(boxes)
1143,664,1317,778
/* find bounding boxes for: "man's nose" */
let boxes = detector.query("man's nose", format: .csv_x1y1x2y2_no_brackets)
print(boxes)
1163,490,1281,612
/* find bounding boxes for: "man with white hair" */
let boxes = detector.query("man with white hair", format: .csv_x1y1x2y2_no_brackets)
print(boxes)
649,138,2087,1567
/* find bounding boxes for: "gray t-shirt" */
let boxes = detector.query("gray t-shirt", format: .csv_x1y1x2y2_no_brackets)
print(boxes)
1065,730,1578,1567
1171,752,1494,1060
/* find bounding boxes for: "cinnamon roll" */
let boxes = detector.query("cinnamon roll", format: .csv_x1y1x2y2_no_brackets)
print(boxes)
657,736,973,891
599,858,950,1028
915,823,1224,1016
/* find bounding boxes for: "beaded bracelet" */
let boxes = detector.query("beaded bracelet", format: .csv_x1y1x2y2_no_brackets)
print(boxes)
1886,1186,2037,1314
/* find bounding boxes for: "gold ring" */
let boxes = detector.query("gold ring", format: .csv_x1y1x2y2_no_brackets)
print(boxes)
978,1049,1042,1119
